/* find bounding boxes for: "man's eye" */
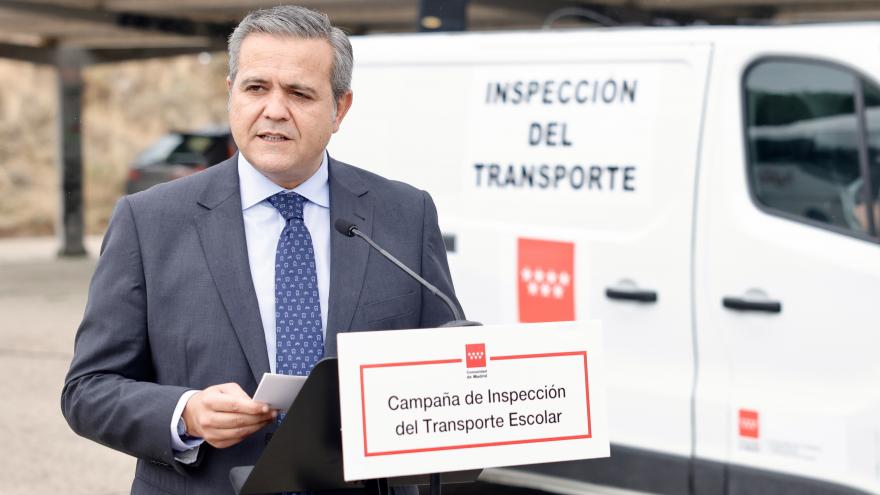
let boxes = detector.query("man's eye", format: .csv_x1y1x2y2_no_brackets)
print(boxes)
246,85,264,92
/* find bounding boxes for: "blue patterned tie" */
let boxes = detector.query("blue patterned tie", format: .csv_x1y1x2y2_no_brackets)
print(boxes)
268,192,324,377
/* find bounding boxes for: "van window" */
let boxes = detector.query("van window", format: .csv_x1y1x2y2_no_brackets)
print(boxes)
745,60,879,238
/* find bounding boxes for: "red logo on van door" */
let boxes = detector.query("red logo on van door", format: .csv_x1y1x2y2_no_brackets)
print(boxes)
739,409,759,439
517,238,575,323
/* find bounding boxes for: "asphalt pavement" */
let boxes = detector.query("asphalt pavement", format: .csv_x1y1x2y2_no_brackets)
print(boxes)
0,235,133,495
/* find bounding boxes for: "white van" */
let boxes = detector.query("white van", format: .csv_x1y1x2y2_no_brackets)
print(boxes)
330,23,880,495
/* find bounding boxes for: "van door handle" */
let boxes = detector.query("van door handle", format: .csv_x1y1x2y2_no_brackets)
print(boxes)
605,288,658,303
722,297,782,313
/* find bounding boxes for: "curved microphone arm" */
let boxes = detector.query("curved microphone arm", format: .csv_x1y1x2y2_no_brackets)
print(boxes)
349,227,463,322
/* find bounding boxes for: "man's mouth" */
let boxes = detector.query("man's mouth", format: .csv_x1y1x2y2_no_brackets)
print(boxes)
257,132,290,142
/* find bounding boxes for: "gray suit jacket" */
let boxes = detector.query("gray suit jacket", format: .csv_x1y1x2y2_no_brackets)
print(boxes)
61,155,461,495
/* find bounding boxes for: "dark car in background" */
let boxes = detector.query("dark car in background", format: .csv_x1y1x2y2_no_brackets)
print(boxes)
126,127,235,193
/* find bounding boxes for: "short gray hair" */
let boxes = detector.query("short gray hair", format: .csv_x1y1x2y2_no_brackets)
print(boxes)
228,5,353,101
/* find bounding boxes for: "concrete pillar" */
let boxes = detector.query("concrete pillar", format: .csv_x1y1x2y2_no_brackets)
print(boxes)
55,49,86,257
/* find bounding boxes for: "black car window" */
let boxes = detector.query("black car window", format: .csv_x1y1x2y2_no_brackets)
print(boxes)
168,135,221,166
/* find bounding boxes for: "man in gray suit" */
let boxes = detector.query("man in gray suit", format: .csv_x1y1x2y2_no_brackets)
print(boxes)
61,6,460,494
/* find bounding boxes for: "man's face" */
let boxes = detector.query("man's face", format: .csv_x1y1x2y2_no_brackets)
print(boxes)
228,34,352,188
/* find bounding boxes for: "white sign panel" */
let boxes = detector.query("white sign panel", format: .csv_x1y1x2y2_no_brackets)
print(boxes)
337,321,608,480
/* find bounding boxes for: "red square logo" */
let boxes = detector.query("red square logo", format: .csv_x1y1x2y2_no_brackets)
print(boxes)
518,238,575,323
739,409,759,439
465,343,486,368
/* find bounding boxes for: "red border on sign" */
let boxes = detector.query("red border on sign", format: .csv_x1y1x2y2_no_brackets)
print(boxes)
359,351,591,457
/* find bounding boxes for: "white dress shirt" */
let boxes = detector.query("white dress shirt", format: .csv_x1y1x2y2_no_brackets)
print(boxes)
170,152,332,457
239,151,332,364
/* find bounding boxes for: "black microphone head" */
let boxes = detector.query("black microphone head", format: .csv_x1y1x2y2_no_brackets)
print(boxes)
334,218,358,237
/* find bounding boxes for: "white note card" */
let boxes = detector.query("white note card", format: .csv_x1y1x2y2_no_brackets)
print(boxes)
253,373,307,411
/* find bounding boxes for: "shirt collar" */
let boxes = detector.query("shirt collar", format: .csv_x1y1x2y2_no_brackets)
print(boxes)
238,151,330,211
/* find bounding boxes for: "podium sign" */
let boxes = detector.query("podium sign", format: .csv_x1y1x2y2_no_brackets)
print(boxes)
337,321,609,480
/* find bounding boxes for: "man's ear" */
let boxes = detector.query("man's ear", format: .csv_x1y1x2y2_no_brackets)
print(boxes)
332,90,353,133
226,76,233,91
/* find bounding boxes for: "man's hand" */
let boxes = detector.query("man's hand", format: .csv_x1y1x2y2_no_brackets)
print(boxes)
182,383,277,449
854,201,880,232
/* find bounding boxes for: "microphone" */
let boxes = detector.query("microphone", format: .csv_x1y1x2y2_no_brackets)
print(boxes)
334,219,359,238
334,218,477,326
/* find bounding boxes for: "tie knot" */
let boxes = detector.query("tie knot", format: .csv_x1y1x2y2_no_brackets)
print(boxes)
267,192,306,221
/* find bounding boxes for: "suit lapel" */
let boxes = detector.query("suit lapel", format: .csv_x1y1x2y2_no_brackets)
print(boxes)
326,158,372,357
194,157,270,384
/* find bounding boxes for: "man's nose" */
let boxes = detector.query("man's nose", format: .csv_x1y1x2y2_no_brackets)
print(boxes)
262,89,290,121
